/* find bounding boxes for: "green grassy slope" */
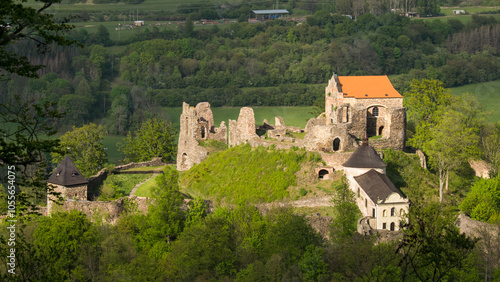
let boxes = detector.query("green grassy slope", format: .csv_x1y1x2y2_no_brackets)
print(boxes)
449,79,500,123
179,144,323,205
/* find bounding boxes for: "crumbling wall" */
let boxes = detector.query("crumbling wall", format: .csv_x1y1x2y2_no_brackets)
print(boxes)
177,102,210,171
114,157,166,172
50,196,153,224
228,107,259,147
469,160,491,179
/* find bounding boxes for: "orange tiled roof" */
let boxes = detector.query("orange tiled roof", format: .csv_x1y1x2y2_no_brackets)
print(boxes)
338,75,402,99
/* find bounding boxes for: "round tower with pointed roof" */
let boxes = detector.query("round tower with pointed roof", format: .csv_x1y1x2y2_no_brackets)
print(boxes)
47,156,88,214
342,134,387,178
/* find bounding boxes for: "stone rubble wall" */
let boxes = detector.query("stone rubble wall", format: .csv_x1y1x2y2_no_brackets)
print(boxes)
52,196,152,224
113,157,167,172
458,213,500,239
468,160,491,179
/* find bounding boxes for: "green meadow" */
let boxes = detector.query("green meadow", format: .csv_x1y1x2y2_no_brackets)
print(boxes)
162,106,315,129
75,21,182,42
449,80,500,123
25,0,212,13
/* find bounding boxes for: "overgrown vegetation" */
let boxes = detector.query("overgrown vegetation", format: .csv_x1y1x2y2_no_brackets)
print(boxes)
181,144,321,204
98,173,151,200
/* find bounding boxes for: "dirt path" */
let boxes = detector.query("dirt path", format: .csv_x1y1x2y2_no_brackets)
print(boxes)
129,174,159,196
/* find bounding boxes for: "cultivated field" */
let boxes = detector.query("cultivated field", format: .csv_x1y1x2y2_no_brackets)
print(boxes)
25,0,215,13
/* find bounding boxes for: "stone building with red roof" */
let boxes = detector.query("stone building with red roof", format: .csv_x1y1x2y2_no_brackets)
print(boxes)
304,73,406,153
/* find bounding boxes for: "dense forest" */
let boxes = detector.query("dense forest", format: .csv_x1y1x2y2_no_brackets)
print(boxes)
2,8,500,133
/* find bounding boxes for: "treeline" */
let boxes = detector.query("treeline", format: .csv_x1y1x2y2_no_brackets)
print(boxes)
3,13,500,134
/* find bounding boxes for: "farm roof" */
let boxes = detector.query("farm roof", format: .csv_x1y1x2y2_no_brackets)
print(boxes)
338,75,402,99
252,9,289,14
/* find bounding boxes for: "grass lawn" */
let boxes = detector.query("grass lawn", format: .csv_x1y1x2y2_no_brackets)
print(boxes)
134,175,159,197
102,135,125,164
121,165,166,172
449,80,500,123
162,106,315,130
98,173,152,200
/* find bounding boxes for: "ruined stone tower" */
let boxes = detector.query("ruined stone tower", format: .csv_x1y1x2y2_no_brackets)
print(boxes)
177,102,227,171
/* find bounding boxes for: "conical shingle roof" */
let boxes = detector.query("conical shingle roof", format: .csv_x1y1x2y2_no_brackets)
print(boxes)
48,156,88,186
342,141,386,169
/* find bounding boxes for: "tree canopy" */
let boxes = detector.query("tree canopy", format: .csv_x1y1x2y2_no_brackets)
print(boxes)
52,123,108,178
119,118,177,163
0,0,78,78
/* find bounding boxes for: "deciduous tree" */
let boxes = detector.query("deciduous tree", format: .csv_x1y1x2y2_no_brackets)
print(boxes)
398,202,478,281
52,123,107,178
0,0,78,78
119,118,177,163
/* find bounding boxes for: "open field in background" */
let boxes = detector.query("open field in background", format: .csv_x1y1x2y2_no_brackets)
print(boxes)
104,106,314,164
102,135,125,164
162,106,315,129
418,13,500,23
25,0,212,13
75,21,184,42
449,79,500,123
440,6,500,15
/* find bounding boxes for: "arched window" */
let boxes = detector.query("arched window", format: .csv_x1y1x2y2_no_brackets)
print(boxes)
400,208,404,216
181,153,188,169
391,207,395,216
333,138,341,152
383,223,386,229
383,210,387,217
372,107,379,116
201,126,206,139
390,222,395,231
318,169,329,179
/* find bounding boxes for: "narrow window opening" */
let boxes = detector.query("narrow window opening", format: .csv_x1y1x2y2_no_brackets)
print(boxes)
333,138,341,152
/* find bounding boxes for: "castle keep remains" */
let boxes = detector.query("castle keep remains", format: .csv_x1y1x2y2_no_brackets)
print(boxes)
177,73,406,171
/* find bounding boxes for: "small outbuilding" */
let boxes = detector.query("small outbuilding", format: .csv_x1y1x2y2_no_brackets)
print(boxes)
249,9,289,23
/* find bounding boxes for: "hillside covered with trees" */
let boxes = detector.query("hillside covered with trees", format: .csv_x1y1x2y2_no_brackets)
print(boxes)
1,0,500,280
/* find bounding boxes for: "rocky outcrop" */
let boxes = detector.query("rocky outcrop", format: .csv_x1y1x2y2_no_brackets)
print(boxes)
469,160,491,179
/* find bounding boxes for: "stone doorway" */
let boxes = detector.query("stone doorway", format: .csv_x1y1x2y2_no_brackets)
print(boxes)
333,138,341,152
318,169,329,179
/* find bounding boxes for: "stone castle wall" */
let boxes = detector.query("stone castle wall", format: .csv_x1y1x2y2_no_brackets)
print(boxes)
51,196,152,224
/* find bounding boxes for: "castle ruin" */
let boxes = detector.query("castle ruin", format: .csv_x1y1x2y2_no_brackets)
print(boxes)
177,73,406,171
